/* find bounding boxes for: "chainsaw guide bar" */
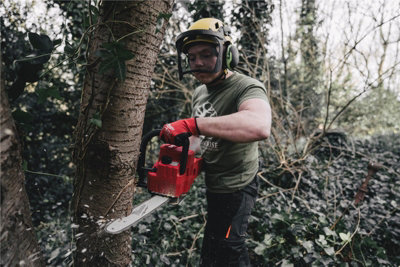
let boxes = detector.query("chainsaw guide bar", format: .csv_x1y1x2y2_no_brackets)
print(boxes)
105,195,169,234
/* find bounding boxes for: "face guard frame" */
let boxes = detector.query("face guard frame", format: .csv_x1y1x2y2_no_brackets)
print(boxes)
176,29,225,80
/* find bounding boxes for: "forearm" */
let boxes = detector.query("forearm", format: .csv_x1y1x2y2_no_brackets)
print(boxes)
196,110,270,143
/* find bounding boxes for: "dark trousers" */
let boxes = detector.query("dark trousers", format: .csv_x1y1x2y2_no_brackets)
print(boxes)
200,176,259,267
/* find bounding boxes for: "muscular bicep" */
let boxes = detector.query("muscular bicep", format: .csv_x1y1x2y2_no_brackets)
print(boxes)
239,98,271,119
238,98,271,137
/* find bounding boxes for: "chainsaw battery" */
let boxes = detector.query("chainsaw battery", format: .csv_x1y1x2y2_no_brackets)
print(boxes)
147,144,202,197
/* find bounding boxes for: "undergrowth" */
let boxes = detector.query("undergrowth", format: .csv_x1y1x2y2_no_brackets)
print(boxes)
35,133,400,266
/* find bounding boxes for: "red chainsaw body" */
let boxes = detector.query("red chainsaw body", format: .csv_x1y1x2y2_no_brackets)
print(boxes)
147,144,202,197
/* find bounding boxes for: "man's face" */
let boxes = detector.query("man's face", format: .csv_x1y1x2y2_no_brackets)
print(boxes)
187,43,223,84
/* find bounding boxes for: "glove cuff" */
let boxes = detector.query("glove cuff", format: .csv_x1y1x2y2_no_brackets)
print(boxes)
194,117,201,135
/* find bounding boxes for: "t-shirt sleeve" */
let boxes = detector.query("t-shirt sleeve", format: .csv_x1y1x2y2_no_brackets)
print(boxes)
236,85,269,110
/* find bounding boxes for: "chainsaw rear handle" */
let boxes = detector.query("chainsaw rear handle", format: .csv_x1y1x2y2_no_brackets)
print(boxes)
137,129,189,188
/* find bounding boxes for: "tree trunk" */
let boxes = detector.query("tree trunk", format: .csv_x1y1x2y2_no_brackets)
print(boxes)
71,1,174,265
0,54,44,266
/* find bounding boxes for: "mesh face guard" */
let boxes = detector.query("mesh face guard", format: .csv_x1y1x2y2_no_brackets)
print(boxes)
176,30,225,80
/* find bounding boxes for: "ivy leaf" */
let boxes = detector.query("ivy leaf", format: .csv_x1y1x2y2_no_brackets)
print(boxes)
324,246,335,256
36,86,63,104
115,47,134,61
115,59,127,81
339,232,351,242
12,109,33,124
53,39,62,46
28,32,53,52
22,160,28,171
98,56,117,75
281,259,294,267
155,13,172,33
64,41,75,56
97,42,133,81
323,227,337,237
254,242,266,255
158,13,172,20
89,112,102,128
302,240,314,253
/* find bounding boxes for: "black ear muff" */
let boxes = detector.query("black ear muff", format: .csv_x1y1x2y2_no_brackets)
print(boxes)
225,44,239,70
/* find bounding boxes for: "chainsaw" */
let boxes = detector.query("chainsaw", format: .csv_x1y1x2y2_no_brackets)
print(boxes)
105,129,202,234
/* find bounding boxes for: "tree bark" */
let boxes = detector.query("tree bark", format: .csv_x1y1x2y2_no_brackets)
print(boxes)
71,1,174,265
0,53,44,266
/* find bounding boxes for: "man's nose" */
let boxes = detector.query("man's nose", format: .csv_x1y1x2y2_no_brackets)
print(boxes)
194,56,204,67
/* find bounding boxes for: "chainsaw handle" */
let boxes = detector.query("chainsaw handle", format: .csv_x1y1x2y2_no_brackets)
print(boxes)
137,129,189,187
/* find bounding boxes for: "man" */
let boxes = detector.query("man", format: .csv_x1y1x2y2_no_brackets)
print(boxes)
160,18,271,266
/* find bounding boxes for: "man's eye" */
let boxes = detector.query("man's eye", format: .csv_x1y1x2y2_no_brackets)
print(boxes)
201,54,212,58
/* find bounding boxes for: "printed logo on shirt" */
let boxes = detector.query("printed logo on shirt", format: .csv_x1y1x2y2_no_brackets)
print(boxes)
194,101,217,118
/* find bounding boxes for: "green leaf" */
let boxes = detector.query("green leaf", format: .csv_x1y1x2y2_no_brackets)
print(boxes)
339,232,351,242
271,213,285,222
115,47,134,61
115,60,126,81
12,109,33,124
280,259,294,267
64,42,75,55
53,39,62,46
101,42,117,51
323,227,337,237
36,86,62,104
156,13,172,33
98,42,132,80
254,242,266,255
98,57,117,75
22,160,28,171
89,113,102,128
324,246,335,256
158,13,172,20
28,32,53,52
302,240,314,253
262,234,273,246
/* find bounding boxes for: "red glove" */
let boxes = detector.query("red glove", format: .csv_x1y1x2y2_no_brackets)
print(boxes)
160,118,200,145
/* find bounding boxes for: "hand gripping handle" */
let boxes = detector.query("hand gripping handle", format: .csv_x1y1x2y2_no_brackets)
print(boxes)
137,129,189,188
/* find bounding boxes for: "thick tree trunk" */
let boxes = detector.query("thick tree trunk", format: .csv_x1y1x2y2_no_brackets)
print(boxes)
71,1,174,265
0,56,44,266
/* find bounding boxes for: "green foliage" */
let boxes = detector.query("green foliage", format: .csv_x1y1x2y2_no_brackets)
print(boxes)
126,134,399,266
96,41,134,81
89,112,102,128
248,134,400,266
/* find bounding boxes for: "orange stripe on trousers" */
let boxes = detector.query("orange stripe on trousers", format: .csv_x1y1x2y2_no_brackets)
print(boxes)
225,225,232,239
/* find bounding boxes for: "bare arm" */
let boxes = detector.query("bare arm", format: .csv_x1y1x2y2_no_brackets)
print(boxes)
196,98,271,143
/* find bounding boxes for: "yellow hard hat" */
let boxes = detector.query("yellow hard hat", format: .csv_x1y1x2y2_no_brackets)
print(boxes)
177,18,232,52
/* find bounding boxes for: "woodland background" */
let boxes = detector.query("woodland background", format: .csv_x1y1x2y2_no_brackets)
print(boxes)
1,0,399,266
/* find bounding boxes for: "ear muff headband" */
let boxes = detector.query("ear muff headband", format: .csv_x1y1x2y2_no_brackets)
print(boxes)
225,44,239,70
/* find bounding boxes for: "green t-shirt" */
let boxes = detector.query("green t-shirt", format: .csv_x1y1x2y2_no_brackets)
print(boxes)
192,72,269,193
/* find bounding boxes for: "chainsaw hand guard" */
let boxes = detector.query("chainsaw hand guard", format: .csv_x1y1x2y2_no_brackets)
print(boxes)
137,129,190,188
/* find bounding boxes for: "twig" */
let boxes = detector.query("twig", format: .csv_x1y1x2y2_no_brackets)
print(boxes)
186,221,205,267
186,207,206,266
104,179,134,216
179,214,200,222
24,170,67,179
288,171,303,212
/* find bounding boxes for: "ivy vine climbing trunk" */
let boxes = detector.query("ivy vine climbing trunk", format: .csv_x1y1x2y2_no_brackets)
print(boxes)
0,55,44,266
71,1,174,265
